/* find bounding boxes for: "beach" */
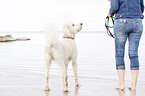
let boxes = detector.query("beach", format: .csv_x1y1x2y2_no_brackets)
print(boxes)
0,32,145,96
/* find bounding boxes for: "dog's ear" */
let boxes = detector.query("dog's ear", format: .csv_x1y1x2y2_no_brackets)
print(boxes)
63,25,70,33
63,25,72,36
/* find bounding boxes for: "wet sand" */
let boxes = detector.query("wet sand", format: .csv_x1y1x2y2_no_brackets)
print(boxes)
0,32,145,96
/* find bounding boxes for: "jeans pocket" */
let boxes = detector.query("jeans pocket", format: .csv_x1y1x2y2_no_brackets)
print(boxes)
136,21,143,32
116,20,127,32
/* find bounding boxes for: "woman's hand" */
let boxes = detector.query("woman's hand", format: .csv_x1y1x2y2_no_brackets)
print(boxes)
108,13,111,17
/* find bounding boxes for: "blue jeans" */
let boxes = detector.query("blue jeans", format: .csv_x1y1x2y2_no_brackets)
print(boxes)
114,18,143,70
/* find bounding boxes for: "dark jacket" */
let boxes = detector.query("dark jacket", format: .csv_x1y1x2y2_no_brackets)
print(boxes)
109,0,144,19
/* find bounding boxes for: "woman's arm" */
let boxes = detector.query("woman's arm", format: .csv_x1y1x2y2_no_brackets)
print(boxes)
109,0,119,16
140,0,144,13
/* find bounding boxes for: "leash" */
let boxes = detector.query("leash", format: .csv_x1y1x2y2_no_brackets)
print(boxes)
105,16,114,38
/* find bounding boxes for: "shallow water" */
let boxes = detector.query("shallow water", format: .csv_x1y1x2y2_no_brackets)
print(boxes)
0,32,145,96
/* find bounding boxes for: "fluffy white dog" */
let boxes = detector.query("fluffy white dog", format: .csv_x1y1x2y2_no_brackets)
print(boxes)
44,22,83,92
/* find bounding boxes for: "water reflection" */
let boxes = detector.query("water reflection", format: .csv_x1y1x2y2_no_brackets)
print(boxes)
116,89,125,96
116,89,136,96
45,86,79,96
130,91,136,96
63,87,80,96
45,91,50,96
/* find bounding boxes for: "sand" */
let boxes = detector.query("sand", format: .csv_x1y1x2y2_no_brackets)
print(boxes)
0,32,145,96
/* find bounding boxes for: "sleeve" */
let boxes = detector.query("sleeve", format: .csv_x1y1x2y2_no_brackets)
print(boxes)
109,0,119,16
140,0,144,13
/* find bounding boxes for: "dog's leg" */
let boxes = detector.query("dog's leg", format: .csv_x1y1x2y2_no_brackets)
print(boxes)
63,64,69,96
60,63,68,92
45,57,52,91
57,61,68,92
72,61,79,87
65,64,68,88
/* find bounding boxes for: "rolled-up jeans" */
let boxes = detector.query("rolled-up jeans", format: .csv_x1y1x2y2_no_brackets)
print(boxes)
114,18,143,70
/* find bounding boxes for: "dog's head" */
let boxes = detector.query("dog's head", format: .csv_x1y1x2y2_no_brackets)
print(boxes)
63,22,83,38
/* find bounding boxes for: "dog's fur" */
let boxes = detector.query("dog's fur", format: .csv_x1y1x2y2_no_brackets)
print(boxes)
44,22,83,92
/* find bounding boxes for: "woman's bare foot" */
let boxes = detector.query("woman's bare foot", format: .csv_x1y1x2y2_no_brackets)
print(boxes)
128,86,136,91
128,70,139,91
115,84,125,91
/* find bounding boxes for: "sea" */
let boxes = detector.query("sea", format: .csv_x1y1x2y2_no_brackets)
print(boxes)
0,31,145,96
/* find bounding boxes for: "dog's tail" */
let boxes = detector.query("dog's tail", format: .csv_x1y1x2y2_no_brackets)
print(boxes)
44,23,59,47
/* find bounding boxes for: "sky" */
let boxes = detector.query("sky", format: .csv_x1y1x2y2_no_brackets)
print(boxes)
0,0,144,32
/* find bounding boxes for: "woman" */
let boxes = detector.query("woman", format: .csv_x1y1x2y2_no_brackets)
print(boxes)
108,0,144,90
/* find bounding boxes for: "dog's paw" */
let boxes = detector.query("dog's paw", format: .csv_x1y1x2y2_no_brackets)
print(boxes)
75,84,80,87
63,89,69,92
45,87,50,91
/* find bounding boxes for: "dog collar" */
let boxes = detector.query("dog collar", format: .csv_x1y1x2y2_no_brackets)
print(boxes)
63,37,75,40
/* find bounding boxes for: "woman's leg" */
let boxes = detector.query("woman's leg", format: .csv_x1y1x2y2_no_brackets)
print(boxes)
114,19,128,70
128,19,143,90
114,19,128,90
115,70,125,90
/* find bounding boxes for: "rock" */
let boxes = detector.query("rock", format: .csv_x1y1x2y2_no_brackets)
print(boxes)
0,34,30,42
16,37,30,41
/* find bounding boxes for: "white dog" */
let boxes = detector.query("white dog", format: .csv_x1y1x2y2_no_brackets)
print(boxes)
44,22,83,92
